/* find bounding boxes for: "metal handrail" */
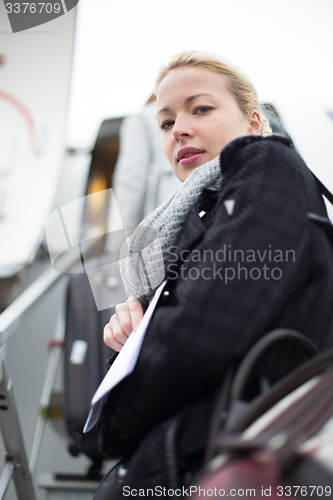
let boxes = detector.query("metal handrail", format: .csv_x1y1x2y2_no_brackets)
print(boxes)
0,233,102,341
0,237,100,499
0,250,81,343
0,266,66,343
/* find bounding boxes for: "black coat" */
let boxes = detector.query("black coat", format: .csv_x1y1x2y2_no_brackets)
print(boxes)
94,135,333,497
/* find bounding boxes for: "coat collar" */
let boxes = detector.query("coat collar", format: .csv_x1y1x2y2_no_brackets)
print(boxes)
219,134,293,175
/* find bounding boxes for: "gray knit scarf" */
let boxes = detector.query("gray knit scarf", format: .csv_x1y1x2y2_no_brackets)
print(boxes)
119,155,222,303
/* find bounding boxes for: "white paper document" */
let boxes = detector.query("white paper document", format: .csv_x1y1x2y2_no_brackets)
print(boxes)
84,280,167,433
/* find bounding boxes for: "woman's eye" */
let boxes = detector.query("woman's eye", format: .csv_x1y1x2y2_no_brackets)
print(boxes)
195,106,213,115
160,120,174,131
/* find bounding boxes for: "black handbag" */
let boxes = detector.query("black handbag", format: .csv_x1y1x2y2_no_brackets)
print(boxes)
191,329,333,499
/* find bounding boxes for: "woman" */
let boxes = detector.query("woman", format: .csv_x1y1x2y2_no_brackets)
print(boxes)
94,51,333,497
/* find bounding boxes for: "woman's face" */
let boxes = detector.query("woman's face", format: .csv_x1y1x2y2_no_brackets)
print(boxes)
156,66,260,181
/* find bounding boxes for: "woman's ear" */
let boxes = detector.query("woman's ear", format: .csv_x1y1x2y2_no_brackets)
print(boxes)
248,111,262,135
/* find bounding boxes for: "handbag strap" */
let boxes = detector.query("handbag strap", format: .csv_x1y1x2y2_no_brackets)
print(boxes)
309,173,333,243
312,173,333,206
230,329,319,403
205,329,319,463
211,366,333,487
227,346,333,435
257,365,333,443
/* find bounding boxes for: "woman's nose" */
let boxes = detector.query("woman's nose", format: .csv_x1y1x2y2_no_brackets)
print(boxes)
172,117,194,140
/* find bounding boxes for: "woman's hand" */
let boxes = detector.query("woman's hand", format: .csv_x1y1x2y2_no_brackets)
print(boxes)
104,295,145,351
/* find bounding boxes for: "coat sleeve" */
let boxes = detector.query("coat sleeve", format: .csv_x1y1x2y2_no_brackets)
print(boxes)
98,137,314,456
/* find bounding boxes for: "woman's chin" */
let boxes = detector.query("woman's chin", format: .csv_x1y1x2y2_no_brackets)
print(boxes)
176,160,209,182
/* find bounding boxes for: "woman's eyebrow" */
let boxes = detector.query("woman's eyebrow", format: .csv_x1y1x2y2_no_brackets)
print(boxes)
157,107,171,117
157,93,214,117
185,93,214,104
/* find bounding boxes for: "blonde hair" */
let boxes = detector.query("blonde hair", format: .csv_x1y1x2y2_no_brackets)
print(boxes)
155,51,272,137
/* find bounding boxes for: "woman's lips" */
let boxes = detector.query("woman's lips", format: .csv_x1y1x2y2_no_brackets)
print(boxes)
176,147,205,166
179,152,205,166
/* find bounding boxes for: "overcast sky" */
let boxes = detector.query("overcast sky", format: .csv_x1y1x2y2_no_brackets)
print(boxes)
66,0,333,149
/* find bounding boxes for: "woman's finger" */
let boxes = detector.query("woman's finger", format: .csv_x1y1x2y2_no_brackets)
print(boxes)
127,295,145,330
103,314,128,351
115,301,133,335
